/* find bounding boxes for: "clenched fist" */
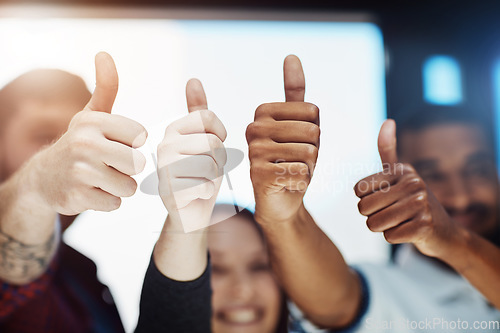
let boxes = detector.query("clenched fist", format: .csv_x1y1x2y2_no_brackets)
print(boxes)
246,55,320,224
29,52,147,215
354,120,457,258
157,79,227,232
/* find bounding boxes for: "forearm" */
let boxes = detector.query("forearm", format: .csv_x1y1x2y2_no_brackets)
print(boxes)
0,156,59,285
258,204,361,328
439,226,500,310
153,215,208,282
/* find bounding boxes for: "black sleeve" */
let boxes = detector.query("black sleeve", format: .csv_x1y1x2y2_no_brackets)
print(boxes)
135,254,212,333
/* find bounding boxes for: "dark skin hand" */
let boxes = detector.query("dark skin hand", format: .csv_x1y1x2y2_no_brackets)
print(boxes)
355,119,500,310
246,56,320,224
246,55,361,329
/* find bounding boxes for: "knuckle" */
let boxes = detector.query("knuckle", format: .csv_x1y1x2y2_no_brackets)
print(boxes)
70,135,97,154
207,134,221,149
255,104,270,118
357,200,366,215
419,213,432,225
202,155,218,177
353,181,364,197
76,111,99,127
357,200,369,216
134,151,147,174
123,178,138,197
109,197,122,211
383,231,398,244
306,145,319,161
248,140,266,160
69,110,87,125
71,161,87,177
157,141,173,156
308,124,321,140
412,192,429,209
200,110,217,126
402,163,416,174
404,175,426,192
366,217,379,232
245,122,256,142
305,103,319,119
246,121,267,143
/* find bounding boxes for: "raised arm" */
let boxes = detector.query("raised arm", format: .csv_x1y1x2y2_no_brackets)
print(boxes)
136,79,226,333
153,78,227,281
246,55,362,329
355,119,500,310
0,53,147,285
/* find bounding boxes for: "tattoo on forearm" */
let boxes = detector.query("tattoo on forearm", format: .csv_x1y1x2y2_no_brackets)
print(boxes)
0,228,57,282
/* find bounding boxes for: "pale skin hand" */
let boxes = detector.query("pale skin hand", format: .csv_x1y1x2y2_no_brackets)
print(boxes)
0,52,147,285
154,79,227,282
246,55,362,328
355,119,500,310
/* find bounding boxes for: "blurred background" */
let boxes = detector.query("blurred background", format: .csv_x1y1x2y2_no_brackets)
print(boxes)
1,0,499,331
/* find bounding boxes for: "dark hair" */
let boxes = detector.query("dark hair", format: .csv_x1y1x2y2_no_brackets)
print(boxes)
0,69,91,135
395,104,495,157
211,204,289,333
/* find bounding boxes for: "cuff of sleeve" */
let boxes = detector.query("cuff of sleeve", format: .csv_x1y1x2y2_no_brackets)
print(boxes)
146,252,211,291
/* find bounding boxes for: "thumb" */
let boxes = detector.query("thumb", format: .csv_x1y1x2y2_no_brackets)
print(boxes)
378,119,399,167
85,52,119,113
284,54,305,102
186,78,208,113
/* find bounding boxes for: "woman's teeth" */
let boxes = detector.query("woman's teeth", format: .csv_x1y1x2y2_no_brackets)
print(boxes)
223,309,259,324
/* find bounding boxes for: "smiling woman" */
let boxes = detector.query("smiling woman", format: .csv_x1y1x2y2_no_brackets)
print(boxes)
208,205,288,333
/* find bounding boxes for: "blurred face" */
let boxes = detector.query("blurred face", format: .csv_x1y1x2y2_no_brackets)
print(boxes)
399,123,499,239
0,99,78,180
209,215,282,333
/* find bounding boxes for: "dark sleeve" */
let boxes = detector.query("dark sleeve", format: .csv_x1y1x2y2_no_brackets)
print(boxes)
135,254,212,333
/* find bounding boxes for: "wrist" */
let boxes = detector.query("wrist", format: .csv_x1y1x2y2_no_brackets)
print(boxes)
439,226,474,272
255,202,308,231
154,215,209,281
160,215,209,242
0,151,58,244
18,151,52,211
432,224,471,268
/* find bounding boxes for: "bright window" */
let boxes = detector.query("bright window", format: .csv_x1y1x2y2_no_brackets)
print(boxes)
423,55,463,105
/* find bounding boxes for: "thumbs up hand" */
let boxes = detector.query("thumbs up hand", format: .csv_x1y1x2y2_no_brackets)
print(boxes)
157,79,227,232
246,55,320,225
30,52,147,215
354,120,455,258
